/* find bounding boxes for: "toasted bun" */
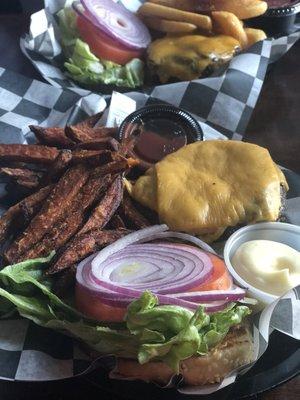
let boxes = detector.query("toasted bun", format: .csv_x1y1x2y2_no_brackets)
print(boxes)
115,325,253,386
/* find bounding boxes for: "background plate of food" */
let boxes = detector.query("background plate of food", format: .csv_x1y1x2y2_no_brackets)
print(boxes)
20,0,300,139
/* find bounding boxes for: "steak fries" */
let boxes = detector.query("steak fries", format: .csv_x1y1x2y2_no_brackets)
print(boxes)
0,114,142,291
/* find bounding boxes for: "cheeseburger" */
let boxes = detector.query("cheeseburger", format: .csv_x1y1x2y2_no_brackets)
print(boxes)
127,141,288,242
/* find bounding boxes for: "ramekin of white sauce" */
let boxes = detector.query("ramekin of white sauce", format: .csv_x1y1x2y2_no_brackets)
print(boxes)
224,222,300,306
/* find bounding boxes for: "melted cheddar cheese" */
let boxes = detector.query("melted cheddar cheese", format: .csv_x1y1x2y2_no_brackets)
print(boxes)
128,141,288,242
148,35,240,83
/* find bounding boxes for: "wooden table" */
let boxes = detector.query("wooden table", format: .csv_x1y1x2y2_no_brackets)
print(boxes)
0,12,299,400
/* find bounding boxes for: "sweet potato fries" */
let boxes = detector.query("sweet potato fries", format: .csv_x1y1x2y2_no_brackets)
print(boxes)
0,113,146,293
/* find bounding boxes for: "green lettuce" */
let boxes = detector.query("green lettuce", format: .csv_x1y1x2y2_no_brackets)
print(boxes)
57,5,79,56
0,257,250,372
126,292,250,372
57,8,144,88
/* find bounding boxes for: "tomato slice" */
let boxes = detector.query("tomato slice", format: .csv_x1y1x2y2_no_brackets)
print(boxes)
75,253,232,322
76,16,143,65
191,254,232,292
76,285,126,322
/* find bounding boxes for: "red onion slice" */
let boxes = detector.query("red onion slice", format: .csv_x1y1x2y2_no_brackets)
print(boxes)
91,224,168,269
76,226,245,314
138,232,219,256
91,244,213,295
170,286,245,302
100,244,213,291
73,1,99,29
91,292,231,312
80,0,151,49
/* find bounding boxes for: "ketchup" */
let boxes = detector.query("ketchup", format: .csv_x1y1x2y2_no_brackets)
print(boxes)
134,119,187,164
118,104,203,169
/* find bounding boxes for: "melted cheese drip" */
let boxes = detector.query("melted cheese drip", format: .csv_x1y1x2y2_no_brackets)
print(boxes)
130,141,288,241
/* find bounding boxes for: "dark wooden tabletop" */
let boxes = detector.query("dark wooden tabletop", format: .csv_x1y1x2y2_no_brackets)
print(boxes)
0,11,299,400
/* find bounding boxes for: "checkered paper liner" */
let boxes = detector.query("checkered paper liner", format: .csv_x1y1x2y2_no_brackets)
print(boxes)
0,66,226,151
20,0,300,139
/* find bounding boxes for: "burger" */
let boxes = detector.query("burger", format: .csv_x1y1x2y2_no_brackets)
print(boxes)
127,141,288,242
0,227,253,387
73,226,254,386
147,34,240,83
57,0,151,88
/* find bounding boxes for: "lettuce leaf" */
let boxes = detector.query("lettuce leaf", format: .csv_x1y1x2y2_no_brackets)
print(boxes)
0,255,139,357
57,6,79,56
57,7,144,88
126,292,250,372
0,257,250,372
197,303,251,354
64,39,144,88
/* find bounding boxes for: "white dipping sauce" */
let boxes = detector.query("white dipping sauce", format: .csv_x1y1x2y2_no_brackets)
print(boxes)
231,240,300,296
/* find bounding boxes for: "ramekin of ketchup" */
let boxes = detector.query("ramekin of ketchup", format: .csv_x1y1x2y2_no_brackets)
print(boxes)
118,104,203,169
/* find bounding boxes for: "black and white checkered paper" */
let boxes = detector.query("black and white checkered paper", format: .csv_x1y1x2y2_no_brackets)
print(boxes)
0,67,106,145
20,0,300,139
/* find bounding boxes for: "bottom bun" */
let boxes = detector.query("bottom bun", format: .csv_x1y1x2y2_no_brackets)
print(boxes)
115,325,253,386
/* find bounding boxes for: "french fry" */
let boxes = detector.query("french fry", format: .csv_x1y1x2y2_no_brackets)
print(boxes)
19,185,54,226
71,149,112,165
0,144,59,164
20,209,86,262
122,193,151,229
0,167,41,182
41,150,72,186
0,185,53,245
85,159,135,177
14,177,39,190
4,164,90,264
29,113,102,148
138,2,212,31
118,135,139,158
79,169,112,211
29,125,75,149
212,11,248,49
142,16,197,33
65,125,117,143
244,0,268,19
48,229,131,274
74,112,102,129
148,0,198,12
75,137,120,152
77,175,123,235
245,28,267,48
210,1,268,20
